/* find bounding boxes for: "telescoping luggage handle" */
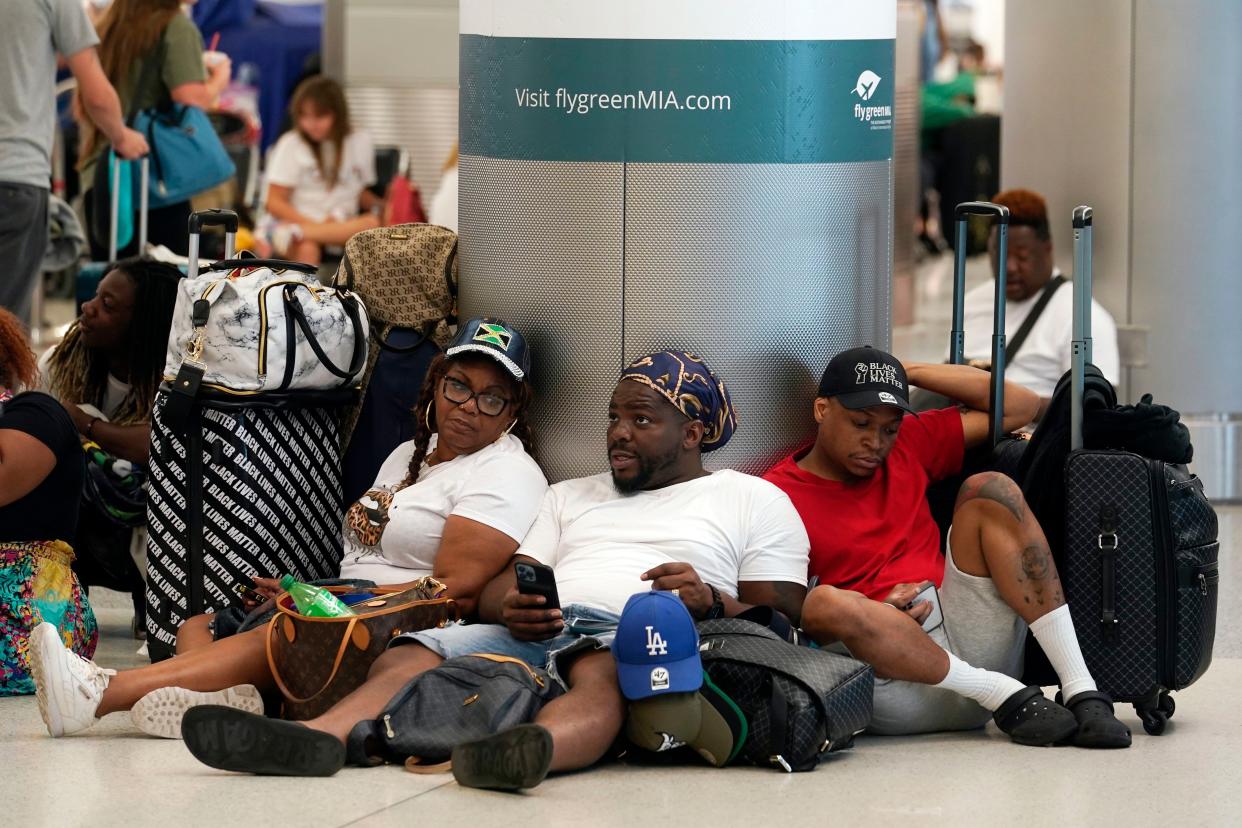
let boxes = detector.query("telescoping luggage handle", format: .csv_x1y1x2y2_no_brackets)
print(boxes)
186,208,239,279
108,155,150,262
949,201,1010,447
1070,206,1094,451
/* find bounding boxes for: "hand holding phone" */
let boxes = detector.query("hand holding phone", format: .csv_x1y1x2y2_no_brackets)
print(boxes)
504,561,563,641
514,561,560,609
905,582,944,633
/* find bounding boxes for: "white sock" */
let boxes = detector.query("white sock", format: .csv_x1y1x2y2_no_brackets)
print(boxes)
933,651,1026,712
1029,603,1096,701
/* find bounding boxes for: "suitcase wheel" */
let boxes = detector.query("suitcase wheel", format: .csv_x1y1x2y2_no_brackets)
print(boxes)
1137,692,1175,736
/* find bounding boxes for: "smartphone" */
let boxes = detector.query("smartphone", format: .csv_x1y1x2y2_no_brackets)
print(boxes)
234,583,267,604
907,583,944,633
514,561,560,610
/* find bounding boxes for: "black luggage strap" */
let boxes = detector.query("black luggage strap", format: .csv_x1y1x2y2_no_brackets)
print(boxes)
1097,504,1120,642
767,683,792,773
284,286,369,386
1007,275,1066,363
164,298,212,431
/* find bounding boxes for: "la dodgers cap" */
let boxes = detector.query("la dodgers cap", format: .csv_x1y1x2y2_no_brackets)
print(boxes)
613,590,703,701
445,316,531,381
817,345,918,415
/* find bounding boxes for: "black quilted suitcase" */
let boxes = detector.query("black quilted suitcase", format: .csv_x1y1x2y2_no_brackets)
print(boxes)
1058,208,1219,734
697,619,874,772
1062,451,1219,734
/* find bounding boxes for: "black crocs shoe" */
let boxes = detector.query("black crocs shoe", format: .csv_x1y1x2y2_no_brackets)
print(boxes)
993,686,1078,746
451,724,553,791
181,706,345,776
1065,691,1132,749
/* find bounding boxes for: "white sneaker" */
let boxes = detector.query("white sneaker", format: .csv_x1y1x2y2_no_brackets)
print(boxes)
27,622,115,737
130,684,265,739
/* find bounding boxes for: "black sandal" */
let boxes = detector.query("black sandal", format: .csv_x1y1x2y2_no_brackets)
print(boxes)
182,706,345,776
1065,690,1132,749
993,686,1078,746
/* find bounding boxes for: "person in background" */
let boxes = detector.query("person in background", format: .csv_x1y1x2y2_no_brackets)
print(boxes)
258,75,381,265
0,0,147,327
38,257,180,636
0,308,96,696
428,142,459,232
960,188,1120,409
76,0,230,259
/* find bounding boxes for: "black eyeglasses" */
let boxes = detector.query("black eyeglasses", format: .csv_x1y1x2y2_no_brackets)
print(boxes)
441,377,510,417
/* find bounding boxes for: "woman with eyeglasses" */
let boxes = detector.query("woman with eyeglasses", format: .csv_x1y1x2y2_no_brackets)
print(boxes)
29,317,550,739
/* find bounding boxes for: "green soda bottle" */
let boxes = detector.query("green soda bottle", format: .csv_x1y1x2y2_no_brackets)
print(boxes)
279,575,356,618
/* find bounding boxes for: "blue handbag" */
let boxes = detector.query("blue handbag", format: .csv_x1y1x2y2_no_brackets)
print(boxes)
132,103,235,208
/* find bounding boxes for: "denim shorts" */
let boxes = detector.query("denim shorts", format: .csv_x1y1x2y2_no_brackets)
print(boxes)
393,603,621,688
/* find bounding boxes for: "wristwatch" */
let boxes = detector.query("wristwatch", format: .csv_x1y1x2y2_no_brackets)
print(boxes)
702,583,725,620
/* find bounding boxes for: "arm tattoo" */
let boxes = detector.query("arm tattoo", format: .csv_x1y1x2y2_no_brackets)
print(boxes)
955,472,1026,523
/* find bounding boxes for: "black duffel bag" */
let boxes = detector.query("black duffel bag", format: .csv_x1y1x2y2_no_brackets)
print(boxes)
345,653,563,771
697,619,874,772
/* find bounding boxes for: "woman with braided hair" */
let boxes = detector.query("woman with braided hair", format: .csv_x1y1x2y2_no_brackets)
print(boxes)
30,317,550,739
40,256,181,463
37,257,179,636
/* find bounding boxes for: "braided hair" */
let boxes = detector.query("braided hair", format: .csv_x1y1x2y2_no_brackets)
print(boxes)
45,257,180,425
0,308,37,392
402,353,537,487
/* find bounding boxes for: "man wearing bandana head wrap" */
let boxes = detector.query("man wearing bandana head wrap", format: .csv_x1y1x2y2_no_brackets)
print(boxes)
179,350,810,789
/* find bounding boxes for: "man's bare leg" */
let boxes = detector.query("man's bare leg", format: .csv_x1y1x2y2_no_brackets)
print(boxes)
948,471,1064,623
948,471,1130,747
537,650,626,772
801,586,949,683
448,649,626,791
300,644,444,743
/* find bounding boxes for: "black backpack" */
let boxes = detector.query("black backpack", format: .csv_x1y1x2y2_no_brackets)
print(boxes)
345,653,563,769
697,619,874,772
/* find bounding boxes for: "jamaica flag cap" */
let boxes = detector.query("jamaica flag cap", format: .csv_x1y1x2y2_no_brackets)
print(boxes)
446,317,531,381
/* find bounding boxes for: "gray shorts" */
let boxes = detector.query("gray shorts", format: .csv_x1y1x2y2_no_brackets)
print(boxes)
832,539,1027,735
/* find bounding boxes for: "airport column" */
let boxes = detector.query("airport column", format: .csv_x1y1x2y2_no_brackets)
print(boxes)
459,1,897,480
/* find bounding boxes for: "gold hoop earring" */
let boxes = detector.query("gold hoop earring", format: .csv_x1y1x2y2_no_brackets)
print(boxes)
424,401,434,431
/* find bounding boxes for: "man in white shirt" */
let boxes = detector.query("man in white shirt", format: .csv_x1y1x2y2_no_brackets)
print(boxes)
178,350,811,786
960,188,1120,404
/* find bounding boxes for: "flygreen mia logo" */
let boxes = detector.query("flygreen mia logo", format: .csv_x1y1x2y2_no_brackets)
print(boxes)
473,322,512,349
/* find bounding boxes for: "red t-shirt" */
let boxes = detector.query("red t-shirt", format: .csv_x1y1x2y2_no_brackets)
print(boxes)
762,408,965,601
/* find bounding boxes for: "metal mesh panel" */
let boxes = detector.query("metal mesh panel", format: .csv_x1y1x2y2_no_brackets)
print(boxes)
460,155,892,482
458,155,624,482
623,162,892,475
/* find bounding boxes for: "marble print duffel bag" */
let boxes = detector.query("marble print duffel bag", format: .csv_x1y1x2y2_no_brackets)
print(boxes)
162,259,370,395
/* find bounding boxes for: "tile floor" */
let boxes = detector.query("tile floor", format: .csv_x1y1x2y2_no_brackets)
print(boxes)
6,252,1239,827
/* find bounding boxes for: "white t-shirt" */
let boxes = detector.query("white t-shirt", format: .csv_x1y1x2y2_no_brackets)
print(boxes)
36,346,131,420
338,433,547,585
519,470,809,616
961,272,1120,399
264,129,377,223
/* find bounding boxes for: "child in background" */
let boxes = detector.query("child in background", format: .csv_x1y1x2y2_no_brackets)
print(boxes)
259,75,381,264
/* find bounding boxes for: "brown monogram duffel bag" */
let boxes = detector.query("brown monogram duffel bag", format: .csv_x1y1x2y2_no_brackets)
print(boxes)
266,577,457,720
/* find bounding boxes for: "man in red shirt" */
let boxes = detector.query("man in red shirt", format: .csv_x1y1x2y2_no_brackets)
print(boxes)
764,346,1130,748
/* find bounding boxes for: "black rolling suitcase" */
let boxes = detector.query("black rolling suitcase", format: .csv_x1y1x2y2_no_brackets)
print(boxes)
1056,208,1219,734
922,201,1027,540
144,210,363,660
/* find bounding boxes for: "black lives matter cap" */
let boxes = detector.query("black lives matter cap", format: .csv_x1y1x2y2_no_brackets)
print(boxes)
817,346,918,415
